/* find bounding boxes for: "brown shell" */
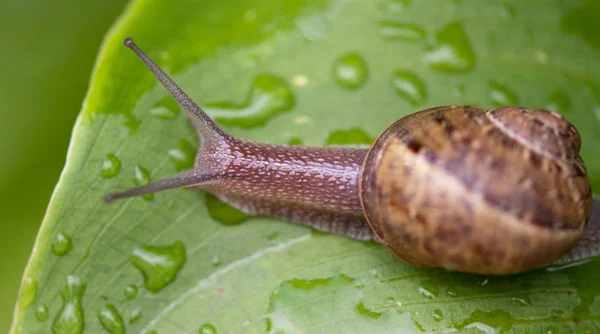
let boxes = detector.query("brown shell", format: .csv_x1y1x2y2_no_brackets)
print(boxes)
359,106,592,275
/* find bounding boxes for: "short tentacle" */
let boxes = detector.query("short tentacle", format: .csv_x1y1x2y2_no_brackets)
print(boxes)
105,170,220,203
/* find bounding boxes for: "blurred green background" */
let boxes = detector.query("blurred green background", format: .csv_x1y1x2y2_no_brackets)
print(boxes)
0,1,127,331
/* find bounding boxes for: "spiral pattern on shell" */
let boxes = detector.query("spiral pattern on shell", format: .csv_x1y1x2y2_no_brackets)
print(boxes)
360,105,592,275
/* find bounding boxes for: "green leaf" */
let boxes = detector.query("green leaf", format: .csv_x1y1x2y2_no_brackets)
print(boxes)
12,0,600,333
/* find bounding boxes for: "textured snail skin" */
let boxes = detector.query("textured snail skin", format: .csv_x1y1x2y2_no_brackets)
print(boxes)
360,106,592,275
107,38,598,275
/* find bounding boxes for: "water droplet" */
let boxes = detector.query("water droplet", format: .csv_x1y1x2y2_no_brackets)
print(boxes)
267,231,280,241
150,96,180,120
379,22,425,42
35,304,49,322
199,323,217,334
535,50,549,64
380,0,411,14
168,140,197,172
148,331,158,334
385,296,403,311
134,165,154,201
244,9,256,22
391,70,427,105
266,317,273,332
296,13,330,41
446,286,458,297
267,275,362,332
292,75,308,87
325,128,373,146
130,240,187,293
19,276,36,310
356,301,382,318
123,285,138,300
512,297,532,306
433,309,444,322
101,154,121,178
453,84,466,100
287,137,304,145
455,309,514,332
205,193,248,226
561,2,600,50
121,118,141,136
489,81,518,106
332,53,368,89
129,307,142,324
418,279,439,299
501,4,516,20
98,304,125,334
150,106,179,120
546,89,570,114
206,74,295,128
424,22,476,72
52,233,72,256
52,275,86,334
294,115,313,125
211,256,221,267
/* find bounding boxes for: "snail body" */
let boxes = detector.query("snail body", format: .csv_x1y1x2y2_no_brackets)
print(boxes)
106,38,598,275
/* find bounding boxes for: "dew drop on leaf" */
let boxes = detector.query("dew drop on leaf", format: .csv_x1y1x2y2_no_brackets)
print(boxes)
418,279,439,299
424,22,476,72
546,89,571,114
98,304,125,334
379,0,411,14
287,136,304,145
150,95,181,120
489,81,519,106
332,52,369,89
129,240,187,293
511,296,532,306
129,307,142,324
391,70,427,105
149,106,178,120
35,304,49,322
133,165,154,201
123,285,138,300
356,301,382,318
199,323,217,334
168,139,197,172
52,232,72,256
205,193,248,226
18,276,36,310
501,3,516,20
379,22,425,42
52,276,86,334
267,231,280,241
100,153,121,178
455,309,514,332
325,128,373,146
446,286,459,297
205,74,295,128
433,309,444,322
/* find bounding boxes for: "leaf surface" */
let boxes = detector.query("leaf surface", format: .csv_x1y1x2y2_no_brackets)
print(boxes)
12,0,600,333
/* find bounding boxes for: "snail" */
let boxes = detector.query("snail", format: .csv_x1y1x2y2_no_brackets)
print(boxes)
106,38,600,275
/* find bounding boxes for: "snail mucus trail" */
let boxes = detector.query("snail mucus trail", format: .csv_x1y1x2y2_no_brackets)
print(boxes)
106,38,600,275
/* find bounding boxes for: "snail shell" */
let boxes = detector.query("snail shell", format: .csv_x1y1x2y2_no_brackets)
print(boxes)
360,106,592,275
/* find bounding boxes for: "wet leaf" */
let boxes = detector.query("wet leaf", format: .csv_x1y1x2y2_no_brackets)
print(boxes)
12,0,600,332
